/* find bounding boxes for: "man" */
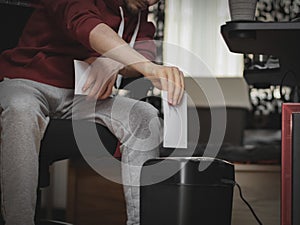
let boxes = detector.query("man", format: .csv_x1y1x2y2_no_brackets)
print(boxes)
0,0,184,224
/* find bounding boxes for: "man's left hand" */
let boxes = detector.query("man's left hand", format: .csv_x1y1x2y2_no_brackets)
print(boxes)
83,57,124,100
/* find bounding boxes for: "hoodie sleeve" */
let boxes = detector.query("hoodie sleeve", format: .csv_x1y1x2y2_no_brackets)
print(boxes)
42,0,104,50
134,10,157,62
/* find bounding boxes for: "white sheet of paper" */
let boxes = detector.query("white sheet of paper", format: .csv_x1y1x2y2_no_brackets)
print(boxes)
74,60,91,95
162,91,187,148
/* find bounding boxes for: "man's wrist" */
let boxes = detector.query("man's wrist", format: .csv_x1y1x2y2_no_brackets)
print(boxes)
131,61,154,77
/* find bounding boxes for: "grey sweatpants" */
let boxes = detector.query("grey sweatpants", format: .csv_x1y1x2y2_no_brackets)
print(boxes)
0,78,161,225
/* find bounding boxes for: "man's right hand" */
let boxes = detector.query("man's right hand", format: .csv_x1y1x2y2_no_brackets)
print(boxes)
136,62,185,106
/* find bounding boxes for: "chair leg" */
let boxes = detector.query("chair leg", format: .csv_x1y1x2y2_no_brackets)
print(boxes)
0,211,4,225
0,187,4,225
35,189,42,222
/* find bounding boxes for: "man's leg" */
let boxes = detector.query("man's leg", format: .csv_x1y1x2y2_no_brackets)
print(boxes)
0,79,50,225
69,95,162,225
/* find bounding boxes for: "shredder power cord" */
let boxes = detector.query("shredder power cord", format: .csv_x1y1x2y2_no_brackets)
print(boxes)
222,179,264,225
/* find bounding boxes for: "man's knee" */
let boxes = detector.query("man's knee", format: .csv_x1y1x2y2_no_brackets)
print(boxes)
0,94,49,144
1,94,45,124
129,101,161,139
132,101,159,118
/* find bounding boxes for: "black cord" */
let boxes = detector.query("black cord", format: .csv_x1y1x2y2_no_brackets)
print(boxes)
222,179,263,225
235,182,264,225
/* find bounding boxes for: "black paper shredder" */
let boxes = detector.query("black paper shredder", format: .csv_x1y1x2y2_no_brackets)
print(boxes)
140,157,235,225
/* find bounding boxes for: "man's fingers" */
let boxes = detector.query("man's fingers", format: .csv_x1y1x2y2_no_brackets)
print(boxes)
87,81,103,100
87,89,99,100
164,67,183,105
97,75,117,100
98,78,115,100
169,68,184,105
98,86,110,100
177,71,185,105
83,75,95,92
171,67,182,105
166,69,175,105
159,73,168,93
173,81,182,105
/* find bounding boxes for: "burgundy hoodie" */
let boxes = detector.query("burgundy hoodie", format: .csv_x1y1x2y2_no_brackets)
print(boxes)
0,0,156,88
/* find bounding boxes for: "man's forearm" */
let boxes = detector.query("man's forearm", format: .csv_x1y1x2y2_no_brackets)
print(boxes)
89,23,151,75
84,57,142,78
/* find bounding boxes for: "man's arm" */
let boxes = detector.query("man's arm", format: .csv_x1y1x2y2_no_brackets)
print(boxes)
89,23,184,105
42,0,104,51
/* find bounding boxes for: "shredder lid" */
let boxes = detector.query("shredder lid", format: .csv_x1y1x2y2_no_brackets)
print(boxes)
141,157,235,186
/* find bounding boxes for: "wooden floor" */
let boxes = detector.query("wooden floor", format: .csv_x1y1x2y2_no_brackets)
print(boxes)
232,164,280,225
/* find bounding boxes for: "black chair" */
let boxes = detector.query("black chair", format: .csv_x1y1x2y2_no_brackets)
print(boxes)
0,2,153,225
36,119,120,225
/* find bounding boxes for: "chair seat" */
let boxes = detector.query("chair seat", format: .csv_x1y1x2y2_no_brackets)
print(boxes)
38,119,119,187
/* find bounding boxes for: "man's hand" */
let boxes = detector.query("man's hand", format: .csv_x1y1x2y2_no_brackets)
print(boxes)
83,57,124,100
137,62,185,105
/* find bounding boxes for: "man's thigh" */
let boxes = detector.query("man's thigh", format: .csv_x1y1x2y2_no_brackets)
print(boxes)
0,78,49,115
70,95,158,127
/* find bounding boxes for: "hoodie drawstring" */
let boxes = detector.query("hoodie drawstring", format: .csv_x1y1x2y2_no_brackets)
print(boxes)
115,7,141,89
